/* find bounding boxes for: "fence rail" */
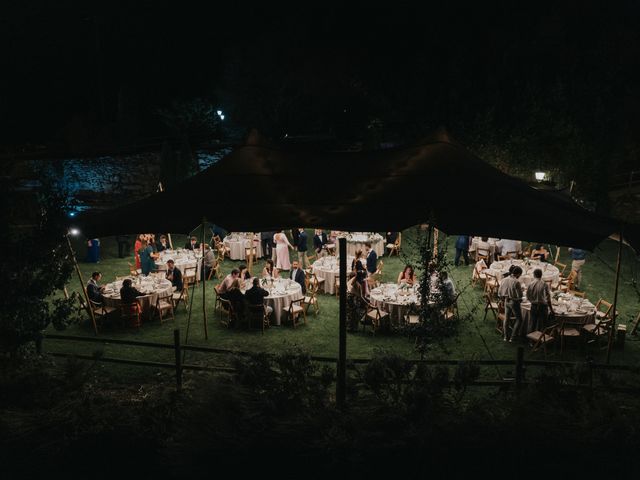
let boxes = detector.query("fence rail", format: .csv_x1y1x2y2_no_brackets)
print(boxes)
43,331,640,393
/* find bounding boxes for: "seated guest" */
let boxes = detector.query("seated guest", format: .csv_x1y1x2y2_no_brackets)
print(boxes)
156,234,170,252
166,260,183,291
530,244,549,262
245,277,273,315
226,278,246,321
120,278,144,305
86,272,105,303
397,265,416,285
184,236,200,250
496,238,518,258
202,244,217,280
262,259,279,278
218,269,240,299
290,260,307,294
440,271,456,306
238,264,252,281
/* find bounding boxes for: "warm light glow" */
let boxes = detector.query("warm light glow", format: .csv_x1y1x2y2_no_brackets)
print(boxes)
217,110,222,116
69,228,80,236
535,171,547,181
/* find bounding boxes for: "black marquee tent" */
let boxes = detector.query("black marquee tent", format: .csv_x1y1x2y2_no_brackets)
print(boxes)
74,131,637,252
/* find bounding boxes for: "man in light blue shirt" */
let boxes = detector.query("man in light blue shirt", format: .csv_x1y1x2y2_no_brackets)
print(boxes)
568,247,587,289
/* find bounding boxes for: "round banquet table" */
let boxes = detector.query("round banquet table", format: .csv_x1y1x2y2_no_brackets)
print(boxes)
310,255,354,294
244,278,303,326
102,277,174,311
338,233,384,257
521,292,595,334
224,233,263,261
469,237,499,258
155,249,201,277
485,259,560,288
369,283,420,326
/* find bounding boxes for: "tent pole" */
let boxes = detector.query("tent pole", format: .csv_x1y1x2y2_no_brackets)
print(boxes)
336,237,347,409
202,218,208,340
66,234,97,335
158,182,174,249
248,232,254,275
606,230,624,364
433,228,439,260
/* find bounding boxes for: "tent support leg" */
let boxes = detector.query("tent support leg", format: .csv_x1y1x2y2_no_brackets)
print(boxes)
336,238,347,409
202,219,208,340
606,230,624,364
66,234,97,335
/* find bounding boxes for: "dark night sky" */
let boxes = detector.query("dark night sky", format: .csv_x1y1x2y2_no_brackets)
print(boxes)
2,1,639,147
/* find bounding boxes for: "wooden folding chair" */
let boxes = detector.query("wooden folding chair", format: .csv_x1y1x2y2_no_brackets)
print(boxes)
472,259,488,288
360,299,389,335
154,293,175,323
172,286,189,310
386,234,401,256
88,299,117,330
303,281,320,316
594,298,614,321
218,297,236,328
568,289,586,298
183,266,197,287
526,323,558,357
247,303,271,334
554,261,567,277
583,317,612,349
284,298,306,328
120,301,142,329
557,317,581,354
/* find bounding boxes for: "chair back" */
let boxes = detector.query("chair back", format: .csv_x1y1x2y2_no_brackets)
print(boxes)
554,261,567,277
595,298,613,318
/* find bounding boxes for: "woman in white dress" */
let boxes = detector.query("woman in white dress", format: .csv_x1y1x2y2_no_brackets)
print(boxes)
273,230,292,271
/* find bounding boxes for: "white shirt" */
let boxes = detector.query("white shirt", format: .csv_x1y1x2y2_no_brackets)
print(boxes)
497,239,518,254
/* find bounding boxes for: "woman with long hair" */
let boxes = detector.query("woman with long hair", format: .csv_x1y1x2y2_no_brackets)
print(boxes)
262,259,279,278
273,230,293,271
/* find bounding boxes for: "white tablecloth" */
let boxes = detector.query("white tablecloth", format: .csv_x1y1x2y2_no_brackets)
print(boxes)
337,233,384,257
244,278,303,326
224,233,263,260
102,277,174,311
310,256,354,294
521,292,595,333
369,283,420,325
155,249,201,277
486,259,560,288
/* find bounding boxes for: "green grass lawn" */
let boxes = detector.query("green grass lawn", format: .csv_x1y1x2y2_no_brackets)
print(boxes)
49,229,640,376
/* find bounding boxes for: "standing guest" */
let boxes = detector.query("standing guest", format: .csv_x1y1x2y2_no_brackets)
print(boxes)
156,235,170,252
134,234,144,270
526,268,554,331
364,242,377,276
352,252,368,296
245,277,273,315
313,229,328,256
218,269,240,299
202,244,218,281
148,234,157,252
397,265,416,285
329,230,340,245
86,272,105,303
139,240,156,276
296,228,309,268
184,236,200,250
116,235,130,258
568,247,587,289
262,259,279,278
274,231,293,271
86,238,101,263
120,278,144,305
290,228,301,248
290,260,307,294
165,260,183,291
498,265,524,342
454,235,470,266
260,231,275,259
530,244,549,262
440,271,456,306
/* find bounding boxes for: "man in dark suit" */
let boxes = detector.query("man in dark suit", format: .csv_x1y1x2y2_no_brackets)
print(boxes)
86,272,105,303
313,229,328,256
365,242,377,276
245,278,274,315
184,236,200,250
290,260,306,294
296,228,309,268
290,228,300,247
156,234,170,252
166,260,183,291
260,231,275,259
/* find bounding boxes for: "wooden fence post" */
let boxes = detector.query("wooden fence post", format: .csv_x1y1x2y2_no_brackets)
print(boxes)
174,329,182,392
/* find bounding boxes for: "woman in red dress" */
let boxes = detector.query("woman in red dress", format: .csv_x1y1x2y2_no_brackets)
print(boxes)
134,234,144,270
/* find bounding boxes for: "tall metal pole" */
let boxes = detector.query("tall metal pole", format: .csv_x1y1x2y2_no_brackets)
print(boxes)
66,234,98,335
337,237,347,409
606,230,624,363
202,219,208,339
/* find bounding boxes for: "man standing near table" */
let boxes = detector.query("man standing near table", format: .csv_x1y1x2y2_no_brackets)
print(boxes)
260,231,275,259
454,235,470,266
568,247,587,289
166,260,183,291
365,242,377,276
498,265,524,342
290,261,307,294
313,229,328,256
526,268,554,332
296,228,309,268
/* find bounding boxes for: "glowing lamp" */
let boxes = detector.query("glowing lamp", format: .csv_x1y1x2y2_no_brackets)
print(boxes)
69,228,80,236
535,172,547,181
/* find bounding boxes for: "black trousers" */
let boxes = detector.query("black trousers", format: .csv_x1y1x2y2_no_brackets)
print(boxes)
261,239,272,258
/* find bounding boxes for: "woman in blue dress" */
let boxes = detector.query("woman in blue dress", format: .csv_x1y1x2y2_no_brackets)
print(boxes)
139,239,156,276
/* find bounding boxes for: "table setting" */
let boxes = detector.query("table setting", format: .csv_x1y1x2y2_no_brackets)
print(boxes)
223,232,262,260
521,291,596,333
154,249,202,277
247,277,303,326
485,259,560,288
310,255,354,294
102,276,174,311
337,232,384,257
369,282,421,324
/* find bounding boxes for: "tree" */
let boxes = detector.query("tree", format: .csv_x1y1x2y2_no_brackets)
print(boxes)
0,173,78,357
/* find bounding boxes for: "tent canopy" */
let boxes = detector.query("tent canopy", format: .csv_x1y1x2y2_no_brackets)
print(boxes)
73,132,633,251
